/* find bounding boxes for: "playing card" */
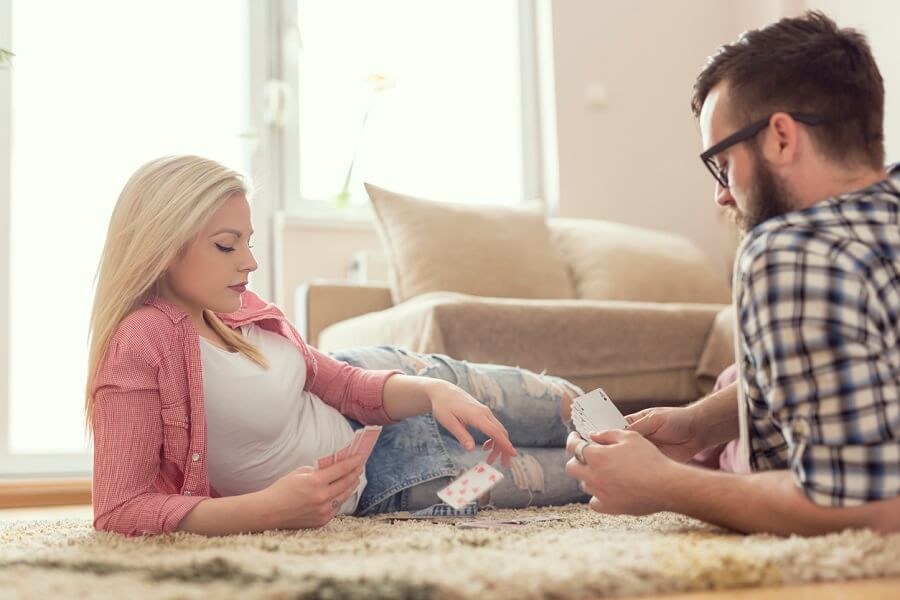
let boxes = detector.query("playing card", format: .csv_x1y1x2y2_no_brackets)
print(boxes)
348,428,364,455
351,426,381,462
571,407,594,440
456,514,563,529
334,443,351,463
437,462,503,510
571,388,627,438
316,426,382,470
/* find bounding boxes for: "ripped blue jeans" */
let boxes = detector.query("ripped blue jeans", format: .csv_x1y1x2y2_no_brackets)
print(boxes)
328,346,590,515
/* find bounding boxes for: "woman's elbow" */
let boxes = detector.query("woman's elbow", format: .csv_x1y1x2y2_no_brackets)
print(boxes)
92,508,158,536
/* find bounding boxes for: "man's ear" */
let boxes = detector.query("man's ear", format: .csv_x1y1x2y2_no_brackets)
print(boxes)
764,112,799,165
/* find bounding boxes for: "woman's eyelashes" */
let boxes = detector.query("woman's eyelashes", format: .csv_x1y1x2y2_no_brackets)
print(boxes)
215,242,254,253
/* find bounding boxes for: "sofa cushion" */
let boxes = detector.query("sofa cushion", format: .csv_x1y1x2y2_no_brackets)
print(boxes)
317,291,733,413
549,218,731,304
365,184,576,304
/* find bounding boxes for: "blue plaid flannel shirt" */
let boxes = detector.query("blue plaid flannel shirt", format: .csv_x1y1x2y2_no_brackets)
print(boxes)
736,163,900,506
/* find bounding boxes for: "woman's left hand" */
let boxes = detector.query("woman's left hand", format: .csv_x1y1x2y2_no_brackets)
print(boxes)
427,380,518,467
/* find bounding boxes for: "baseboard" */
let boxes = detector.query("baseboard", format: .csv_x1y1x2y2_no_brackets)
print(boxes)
0,478,91,508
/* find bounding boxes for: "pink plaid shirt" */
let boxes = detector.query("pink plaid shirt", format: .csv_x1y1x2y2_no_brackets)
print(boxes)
90,291,398,535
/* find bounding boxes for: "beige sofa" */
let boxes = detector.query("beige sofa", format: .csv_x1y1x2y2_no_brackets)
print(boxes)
295,186,736,416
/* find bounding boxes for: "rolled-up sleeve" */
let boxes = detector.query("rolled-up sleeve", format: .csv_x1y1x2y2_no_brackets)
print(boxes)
91,341,207,535
305,346,400,425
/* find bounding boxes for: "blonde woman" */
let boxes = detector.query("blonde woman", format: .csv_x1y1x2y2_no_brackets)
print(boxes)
88,156,587,536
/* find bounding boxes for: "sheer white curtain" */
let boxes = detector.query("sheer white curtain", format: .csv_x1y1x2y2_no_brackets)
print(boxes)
3,0,246,471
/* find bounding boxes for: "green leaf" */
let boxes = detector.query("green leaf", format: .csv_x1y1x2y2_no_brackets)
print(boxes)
0,48,15,67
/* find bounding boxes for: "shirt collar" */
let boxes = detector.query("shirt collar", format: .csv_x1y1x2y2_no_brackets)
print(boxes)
143,290,284,327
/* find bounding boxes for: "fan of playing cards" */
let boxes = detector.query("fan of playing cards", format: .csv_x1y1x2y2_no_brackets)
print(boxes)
571,388,628,440
316,425,382,470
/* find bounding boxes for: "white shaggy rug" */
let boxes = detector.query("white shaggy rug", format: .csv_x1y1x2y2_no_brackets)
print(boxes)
2,504,899,599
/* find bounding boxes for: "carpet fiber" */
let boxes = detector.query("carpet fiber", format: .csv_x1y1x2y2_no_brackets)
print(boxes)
2,505,899,599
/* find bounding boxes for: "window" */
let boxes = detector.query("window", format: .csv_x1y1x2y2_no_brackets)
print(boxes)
1,0,248,474
294,0,531,207
0,0,546,475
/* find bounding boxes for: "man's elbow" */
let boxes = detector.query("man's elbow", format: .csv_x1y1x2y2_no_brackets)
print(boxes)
792,489,900,536
861,495,900,534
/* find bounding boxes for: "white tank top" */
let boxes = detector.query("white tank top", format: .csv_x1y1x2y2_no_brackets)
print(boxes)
199,324,364,513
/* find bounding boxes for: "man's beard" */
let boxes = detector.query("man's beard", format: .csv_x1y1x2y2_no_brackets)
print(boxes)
730,151,796,234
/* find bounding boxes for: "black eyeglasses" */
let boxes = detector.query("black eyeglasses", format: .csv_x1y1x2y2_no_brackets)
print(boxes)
700,112,825,188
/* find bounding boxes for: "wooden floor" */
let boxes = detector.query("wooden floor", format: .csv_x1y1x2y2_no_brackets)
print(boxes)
0,504,93,522
1,505,897,599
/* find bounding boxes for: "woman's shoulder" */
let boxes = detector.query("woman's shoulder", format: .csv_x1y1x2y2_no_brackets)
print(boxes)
108,305,183,364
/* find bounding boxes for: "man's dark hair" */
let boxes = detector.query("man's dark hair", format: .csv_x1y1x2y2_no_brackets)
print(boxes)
692,11,885,169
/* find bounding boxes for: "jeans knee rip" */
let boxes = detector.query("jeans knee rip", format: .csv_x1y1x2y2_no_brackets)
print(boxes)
509,453,545,496
395,351,440,376
466,371,505,409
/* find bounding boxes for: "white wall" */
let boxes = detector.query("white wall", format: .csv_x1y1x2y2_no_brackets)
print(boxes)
276,215,383,321
798,0,900,161
547,0,787,276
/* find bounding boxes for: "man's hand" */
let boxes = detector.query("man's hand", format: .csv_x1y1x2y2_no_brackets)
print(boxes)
565,430,679,515
625,406,705,463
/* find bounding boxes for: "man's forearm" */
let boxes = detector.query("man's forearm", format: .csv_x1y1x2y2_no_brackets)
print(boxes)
661,463,900,535
690,381,740,449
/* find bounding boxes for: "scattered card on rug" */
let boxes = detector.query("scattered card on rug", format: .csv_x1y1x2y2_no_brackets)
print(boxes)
571,388,627,440
437,462,504,509
456,514,564,529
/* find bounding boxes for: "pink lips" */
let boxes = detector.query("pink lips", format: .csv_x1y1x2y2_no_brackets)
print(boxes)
229,284,247,293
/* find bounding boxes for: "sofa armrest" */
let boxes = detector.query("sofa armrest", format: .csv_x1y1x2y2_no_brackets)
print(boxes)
317,292,733,412
294,280,393,347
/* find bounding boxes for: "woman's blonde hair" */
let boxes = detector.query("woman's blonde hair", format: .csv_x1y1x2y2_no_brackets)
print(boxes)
86,156,267,428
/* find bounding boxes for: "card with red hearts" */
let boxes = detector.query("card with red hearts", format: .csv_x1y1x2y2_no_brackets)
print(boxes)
437,462,504,509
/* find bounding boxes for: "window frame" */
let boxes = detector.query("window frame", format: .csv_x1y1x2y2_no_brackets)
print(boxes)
280,0,550,216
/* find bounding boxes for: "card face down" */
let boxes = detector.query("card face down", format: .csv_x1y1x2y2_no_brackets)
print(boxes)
316,426,382,470
351,426,381,462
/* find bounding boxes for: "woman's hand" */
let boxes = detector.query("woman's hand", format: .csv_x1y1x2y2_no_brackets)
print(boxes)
261,455,365,529
426,379,518,467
